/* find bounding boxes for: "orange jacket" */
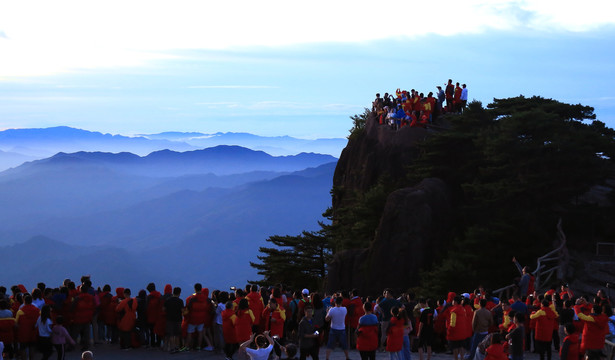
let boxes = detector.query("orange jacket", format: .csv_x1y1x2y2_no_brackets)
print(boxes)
16,304,40,343
246,291,264,326
0,317,15,343
73,292,96,325
446,305,468,341
116,298,138,332
577,312,608,351
530,306,556,341
485,343,507,360
263,306,286,338
221,308,237,343
386,316,405,352
146,290,162,325
233,309,254,343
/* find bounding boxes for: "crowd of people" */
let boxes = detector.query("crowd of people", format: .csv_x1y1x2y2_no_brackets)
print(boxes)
0,271,614,360
371,80,468,129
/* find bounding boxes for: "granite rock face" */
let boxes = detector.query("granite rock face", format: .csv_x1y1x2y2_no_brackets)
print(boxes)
332,114,427,210
327,115,454,294
327,178,453,294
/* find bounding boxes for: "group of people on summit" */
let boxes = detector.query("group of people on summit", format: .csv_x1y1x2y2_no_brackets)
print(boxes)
372,79,468,129
0,271,613,360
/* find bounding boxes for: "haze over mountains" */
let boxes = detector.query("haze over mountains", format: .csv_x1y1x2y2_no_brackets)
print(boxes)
0,126,346,171
0,127,340,290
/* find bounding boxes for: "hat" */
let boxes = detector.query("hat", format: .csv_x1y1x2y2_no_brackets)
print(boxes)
461,293,470,299
302,288,309,295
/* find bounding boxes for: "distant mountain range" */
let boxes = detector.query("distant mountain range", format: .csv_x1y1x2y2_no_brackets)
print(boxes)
141,131,346,157
0,144,338,290
0,126,346,171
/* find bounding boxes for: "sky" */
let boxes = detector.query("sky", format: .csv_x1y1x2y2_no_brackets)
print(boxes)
0,0,614,139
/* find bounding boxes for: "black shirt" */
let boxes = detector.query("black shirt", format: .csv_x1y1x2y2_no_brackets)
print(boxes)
164,296,184,322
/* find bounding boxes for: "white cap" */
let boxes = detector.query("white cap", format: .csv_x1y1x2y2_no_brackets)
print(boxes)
302,288,309,295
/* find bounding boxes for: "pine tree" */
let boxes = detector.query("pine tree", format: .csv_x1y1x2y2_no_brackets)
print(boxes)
249,224,332,291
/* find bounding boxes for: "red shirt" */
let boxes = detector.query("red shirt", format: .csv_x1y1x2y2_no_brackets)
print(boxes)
16,304,39,343
356,322,378,351
263,307,285,337
386,316,404,352
233,309,255,343
446,305,468,341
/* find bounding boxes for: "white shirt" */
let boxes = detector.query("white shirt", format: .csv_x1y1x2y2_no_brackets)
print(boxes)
245,344,273,360
460,88,468,101
215,303,225,325
327,306,347,330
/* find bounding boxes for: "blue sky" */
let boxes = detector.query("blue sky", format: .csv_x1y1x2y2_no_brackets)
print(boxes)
1,0,614,139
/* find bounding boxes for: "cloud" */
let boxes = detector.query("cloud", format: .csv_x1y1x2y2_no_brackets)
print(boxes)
0,0,613,79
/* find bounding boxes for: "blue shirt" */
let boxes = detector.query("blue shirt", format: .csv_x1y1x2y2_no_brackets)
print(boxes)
359,313,379,326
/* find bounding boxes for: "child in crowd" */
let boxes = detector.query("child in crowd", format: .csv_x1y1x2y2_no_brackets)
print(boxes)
506,313,525,360
559,323,580,360
484,333,507,360
52,315,76,360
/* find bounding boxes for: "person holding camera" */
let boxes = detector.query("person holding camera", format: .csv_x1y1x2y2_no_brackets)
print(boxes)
298,304,320,360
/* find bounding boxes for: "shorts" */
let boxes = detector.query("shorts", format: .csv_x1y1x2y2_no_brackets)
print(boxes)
166,320,182,336
418,330,433,347
327,328,348,350
187,323,204,333
448,339,465,350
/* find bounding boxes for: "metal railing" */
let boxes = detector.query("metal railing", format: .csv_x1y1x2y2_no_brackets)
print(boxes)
493,219,567,299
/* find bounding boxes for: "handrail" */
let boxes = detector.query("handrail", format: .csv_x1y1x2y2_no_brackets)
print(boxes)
493,219,568,299
535,218,567,291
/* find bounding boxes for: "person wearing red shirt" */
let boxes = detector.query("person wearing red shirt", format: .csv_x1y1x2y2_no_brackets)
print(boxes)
115,288,138,350
233,298,255,345
108,287,125,344
16,294,40,360
530,299,556,360
72,286,96,351
357,302,378,360
145,282,162,348
263,298,286,338
446,296,469,360
484,333,507,360
246,285,265,333
185,283,214,351
461,297,474,343
0,299,16,360
348,289,364,349
424,93,436,123
445,80,454,113
559,323,580,360
575,303,608,359
97,285,115,344
453,83,462,113
232,289,245,310
387,307,405,360
221,300,238,359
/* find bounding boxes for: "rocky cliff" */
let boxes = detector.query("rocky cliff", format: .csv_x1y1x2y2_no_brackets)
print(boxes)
327,114,455,295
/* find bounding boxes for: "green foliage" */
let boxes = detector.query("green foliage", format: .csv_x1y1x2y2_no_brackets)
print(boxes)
413,95,615,293
327,179,396,251
250,226,332,291
348,108,370,140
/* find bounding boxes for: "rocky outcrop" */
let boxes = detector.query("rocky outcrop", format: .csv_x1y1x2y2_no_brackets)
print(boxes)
332,113,428,209
327,178,453,295
326,114,455,294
